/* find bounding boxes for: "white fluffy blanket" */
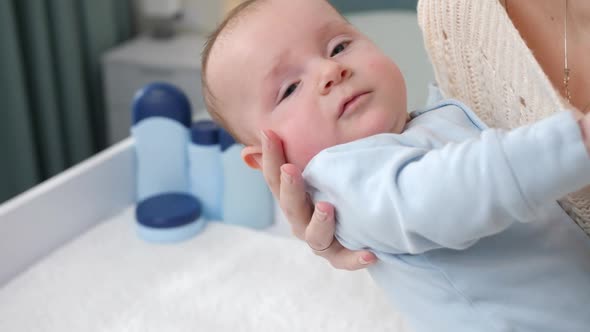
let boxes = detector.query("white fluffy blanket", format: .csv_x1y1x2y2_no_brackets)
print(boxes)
0,207,408,331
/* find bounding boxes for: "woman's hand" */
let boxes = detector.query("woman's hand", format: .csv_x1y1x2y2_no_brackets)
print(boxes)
260,130,377,270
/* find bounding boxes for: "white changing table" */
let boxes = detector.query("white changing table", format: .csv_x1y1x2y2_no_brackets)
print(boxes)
0,138,408,331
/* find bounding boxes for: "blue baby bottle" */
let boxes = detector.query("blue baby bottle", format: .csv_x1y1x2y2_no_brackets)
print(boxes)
188,120,223,220
219,128,274,229
131,82,192,201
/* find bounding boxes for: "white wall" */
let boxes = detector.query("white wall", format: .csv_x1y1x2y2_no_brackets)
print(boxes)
133,0,241,34
177,0,225,33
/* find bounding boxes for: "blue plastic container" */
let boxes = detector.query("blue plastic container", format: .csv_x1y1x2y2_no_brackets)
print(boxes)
131,82,192,201
188,120,223,220
135,192,206,243
219,129,274,229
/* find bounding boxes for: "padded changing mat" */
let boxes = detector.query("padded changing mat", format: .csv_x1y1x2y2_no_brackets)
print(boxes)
0,207,408,331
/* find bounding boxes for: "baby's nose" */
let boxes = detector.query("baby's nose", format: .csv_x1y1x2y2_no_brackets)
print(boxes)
319,61,352,95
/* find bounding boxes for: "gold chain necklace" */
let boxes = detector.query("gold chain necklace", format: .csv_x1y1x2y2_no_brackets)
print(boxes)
505,0,573,104
563,1,590,112
564,0,571,103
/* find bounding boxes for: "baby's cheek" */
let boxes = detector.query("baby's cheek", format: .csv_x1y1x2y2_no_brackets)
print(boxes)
281,131,330,170
366,58,383,71
283,138,320,170
370,57,399,76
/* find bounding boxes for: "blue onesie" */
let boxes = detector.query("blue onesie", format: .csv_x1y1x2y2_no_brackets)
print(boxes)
303,99,590,332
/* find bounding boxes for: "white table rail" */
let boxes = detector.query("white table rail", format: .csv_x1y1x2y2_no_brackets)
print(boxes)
0,138,135,286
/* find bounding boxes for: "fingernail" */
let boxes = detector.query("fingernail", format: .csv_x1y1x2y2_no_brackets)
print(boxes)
359,253,374,265
260,130,269,147
316,205,328,221
281,167,293,184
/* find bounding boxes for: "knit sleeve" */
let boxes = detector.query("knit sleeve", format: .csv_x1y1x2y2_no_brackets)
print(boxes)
417,0,563,129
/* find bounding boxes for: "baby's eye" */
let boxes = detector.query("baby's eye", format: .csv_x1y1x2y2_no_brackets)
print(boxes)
280,82,299,102
330,41,350,57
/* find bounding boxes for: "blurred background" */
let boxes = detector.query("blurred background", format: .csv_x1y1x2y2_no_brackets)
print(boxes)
0,0,423,204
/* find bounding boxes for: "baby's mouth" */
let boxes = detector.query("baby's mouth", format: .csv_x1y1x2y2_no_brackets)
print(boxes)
338,91,372,119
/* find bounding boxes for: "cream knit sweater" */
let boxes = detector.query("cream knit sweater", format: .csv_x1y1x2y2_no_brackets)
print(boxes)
417,0,590,236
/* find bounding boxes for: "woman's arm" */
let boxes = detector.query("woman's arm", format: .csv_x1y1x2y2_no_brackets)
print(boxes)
260,130,376,270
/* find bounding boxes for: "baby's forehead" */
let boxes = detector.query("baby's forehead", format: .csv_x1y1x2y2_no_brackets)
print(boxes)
226,0,346,37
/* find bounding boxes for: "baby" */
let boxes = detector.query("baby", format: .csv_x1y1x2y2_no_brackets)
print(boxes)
201,0,590,331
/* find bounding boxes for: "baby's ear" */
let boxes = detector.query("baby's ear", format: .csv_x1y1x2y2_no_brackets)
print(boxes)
241,145,263,170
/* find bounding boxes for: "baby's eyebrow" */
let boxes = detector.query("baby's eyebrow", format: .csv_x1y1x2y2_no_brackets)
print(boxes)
263,20,350,84
263,50,291,84
260,51,291,105
317,20,352,39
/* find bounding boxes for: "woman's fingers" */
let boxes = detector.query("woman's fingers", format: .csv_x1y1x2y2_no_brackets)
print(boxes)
304,202,336,251
280,164,313,240
260,130,287,198
305,202,377,270
260,129,314,239
259,129,378,270
320,243,377,271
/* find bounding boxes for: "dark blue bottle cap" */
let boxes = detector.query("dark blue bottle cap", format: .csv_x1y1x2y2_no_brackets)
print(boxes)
136,192,201,229
191,120,220,145
219,128,237,152
132,82,192,127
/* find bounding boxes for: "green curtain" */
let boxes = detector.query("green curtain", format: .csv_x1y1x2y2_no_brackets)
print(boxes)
0,0,134,203
329,0,417,13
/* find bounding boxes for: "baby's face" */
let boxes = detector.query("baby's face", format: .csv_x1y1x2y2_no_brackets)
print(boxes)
208,0,408,170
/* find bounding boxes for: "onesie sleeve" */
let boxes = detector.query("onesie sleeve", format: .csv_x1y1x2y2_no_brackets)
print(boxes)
303,111,590,254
